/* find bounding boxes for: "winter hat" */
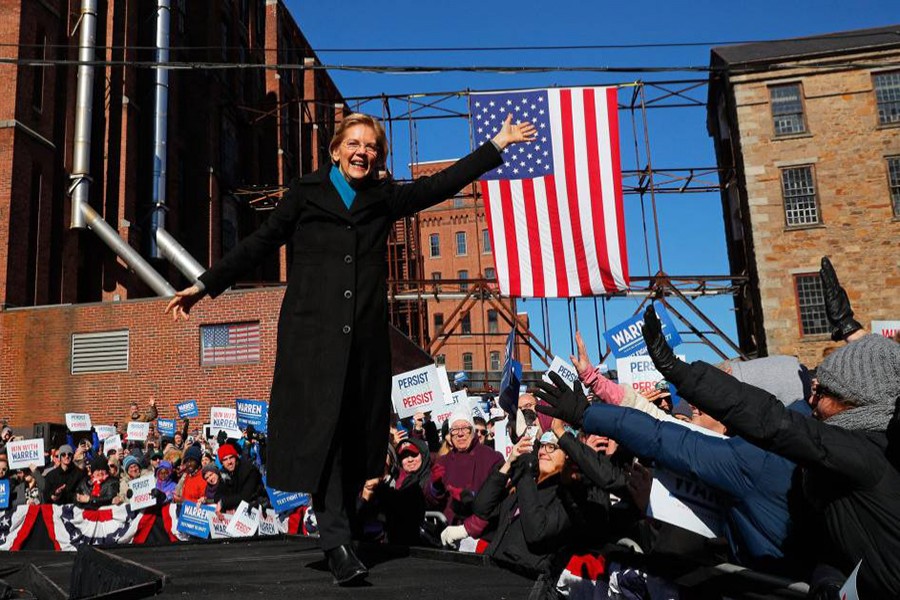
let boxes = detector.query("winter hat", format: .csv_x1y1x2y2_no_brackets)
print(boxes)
123,455,140,471
90,455,109,473
728,355,806,406
396,440,421,458
447,410,474,430
817,334,900,431
202,463,220,476
156,460,173,474
671,400,694,420
183,445,202,465
217,444,239,462
58,444,74,455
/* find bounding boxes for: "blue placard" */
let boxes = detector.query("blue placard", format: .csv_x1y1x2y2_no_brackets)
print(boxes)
603,301,683,359
177,501,213,538
157,418,176,438
235,399,268,434
0,480,9,509
264,477,310,514
176,400,199,419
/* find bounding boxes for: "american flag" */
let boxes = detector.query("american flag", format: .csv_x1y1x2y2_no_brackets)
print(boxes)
201,322,260,365
469,87,629,297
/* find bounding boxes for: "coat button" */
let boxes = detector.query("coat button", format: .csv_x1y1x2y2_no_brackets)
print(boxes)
344,290,353,299
344,255,352,264
346,225,353,230
342,325,351,334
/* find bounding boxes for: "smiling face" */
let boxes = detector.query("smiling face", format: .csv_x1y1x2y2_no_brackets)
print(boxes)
401,453,422,473
331,124,380,183
538,442,565,478
450,419,474,452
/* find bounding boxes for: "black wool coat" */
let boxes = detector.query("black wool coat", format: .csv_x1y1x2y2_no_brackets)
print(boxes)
198,142,503,493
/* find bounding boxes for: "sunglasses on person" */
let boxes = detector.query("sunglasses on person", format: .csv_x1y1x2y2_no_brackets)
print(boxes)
475,428,487,437
60,452,74,458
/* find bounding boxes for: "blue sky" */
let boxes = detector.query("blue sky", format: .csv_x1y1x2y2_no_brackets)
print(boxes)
284,0,896,368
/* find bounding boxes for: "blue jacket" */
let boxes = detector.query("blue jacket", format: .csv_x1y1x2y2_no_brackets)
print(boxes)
582,403,799,571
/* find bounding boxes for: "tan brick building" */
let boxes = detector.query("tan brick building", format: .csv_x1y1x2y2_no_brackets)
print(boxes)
708,25,900,366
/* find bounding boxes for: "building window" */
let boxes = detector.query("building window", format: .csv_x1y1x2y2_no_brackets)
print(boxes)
888,156,900,217
453,195,465,209
485,267,496,280
487,310,499,334
874,70,900,126
434,312,444,331
455,231,467,255
429,233,440,257
432,271,441,280
460,312,472,335
781,166,820,227
462,352,474,371
770,83,806,135
490,351,501,371
435,354,446,366
458,270,469,292
795,275,829,336
482,229,492,253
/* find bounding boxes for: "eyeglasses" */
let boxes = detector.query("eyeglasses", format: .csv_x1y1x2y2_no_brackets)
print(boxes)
60,452,73,458
450,426,473,436
540,443,560,454
475,428,487,437
343,140,380,157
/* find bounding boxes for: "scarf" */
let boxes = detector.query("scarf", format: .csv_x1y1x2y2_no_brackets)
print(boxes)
91,471,108,496
826,402,895,432
330,165,357,209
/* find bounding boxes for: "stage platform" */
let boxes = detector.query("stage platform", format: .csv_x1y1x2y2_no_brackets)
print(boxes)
2,535,540,599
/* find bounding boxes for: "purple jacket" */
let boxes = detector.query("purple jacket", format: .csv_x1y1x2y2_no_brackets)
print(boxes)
426,440,503,523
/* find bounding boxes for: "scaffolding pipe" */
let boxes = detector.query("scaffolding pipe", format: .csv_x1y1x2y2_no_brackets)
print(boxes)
150,0,171,257
80,204,176,296
70,0,98,229
391,289,736,301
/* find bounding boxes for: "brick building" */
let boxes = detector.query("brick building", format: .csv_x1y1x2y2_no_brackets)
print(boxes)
412,159,532,388
0,0,346,429
708,25,900,365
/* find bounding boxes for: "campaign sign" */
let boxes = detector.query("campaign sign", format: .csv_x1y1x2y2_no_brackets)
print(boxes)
156,418,176,438
872,320,900,340
103,434,122,454
391,364,443,419
225,501,259,537
264,477,310,513
450,391,468,407
208,512,233,539
95,425,116,441
493,417,513,460
0,480,9,509
126,421,150,442
839,560,862,600
257,509,281,536
469,396,488,422
648,468,726,539
65,413,92,432
7,438,45,469
178,501,214,539
210,407,241,438
436,366,454,405
235,399,268,434
128,475,157,511
542,356,579,390
616,355,686,396
176,400,200,419
603,301,683,359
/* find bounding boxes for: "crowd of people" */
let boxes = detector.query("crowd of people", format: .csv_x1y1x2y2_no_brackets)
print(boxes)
2,258,898,599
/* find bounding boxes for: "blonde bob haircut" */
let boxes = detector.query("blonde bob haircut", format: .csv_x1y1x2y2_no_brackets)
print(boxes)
329,113,389,164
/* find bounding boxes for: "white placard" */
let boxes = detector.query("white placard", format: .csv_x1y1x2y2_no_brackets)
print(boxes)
6,438,45,469
469,397,488,422
616,355,685,396
391,364,443,419
436,366,455,405
838,560,861,600
872,320,900,340
648,469,726,539
493,417,513,461
542,356,579,390
210,407,242,439
128,475,157,511
95,425,116,441
451,391,468,407
65,413,92,432
257,509,281,536
458,536,480,553
126,421,150,442
103,434,122,454
225,501,259,537
208,512,233,539
432,408,454,428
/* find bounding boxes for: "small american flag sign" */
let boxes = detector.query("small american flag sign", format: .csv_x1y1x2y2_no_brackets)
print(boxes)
201,322,260,366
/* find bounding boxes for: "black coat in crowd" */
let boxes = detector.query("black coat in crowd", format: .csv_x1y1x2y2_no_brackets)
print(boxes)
43,465,85,505
219,458,264,511
674,360,900,598
198,143,504,494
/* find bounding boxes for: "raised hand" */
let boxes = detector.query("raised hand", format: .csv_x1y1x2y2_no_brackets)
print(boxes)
492,114,537,149
641,305,686,381
164,285,203,322
569,331,594,377
534,371,589,429
819,257,862,341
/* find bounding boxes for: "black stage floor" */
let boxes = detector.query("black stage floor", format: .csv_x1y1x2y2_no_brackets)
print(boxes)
4,536,539,599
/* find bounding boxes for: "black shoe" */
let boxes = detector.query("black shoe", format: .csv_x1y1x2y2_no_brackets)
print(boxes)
325,544,368,586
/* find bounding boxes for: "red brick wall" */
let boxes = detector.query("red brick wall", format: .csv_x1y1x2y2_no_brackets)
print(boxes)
0,286,284,431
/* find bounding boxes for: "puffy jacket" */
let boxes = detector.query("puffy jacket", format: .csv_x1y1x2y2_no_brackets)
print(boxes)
219,458,263,511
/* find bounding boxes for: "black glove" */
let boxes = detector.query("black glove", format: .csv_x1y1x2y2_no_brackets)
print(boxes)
641,305,688,383
508,451,538,484
534,371,589,429
819,256,862,341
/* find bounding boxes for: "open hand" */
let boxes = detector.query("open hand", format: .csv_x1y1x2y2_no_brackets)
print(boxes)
569,331,594,377
819,257,862,341
534,371,589,429
165,285,203,321
492,114,537,149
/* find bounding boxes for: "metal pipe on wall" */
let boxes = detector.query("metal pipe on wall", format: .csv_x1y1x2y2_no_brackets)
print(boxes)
69,0,98,229
150,0,170,258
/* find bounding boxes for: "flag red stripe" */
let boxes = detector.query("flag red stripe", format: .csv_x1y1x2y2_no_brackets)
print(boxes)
543,174,568,296
521,179,544,297
607,87,629,281
582,88,616,293
40,504,62,552
559,89,592,295
498,179,521,295
10,505,41,551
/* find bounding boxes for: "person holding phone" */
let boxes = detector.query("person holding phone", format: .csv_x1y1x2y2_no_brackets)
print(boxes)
165,112,536,585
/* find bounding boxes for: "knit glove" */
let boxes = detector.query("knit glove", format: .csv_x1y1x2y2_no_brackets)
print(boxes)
819,257,862,341
508,451,538,484
642,305,690,384
535,371,589,429
430,463,446,493
440,524,469,548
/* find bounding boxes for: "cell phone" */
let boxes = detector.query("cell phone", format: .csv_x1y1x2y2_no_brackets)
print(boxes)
525,425,538,440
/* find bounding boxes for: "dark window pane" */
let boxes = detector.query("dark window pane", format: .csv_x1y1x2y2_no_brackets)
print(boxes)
781,166,819,226
795,274,829,335
770,84,806,135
